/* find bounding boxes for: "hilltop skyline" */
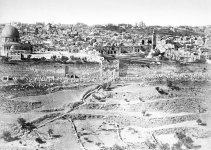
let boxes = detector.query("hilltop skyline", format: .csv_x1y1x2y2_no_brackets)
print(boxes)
0,0,211,26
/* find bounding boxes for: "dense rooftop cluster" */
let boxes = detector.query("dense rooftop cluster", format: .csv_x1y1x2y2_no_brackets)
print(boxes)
0,22,210,63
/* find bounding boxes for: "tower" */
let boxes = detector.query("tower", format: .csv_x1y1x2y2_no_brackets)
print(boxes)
152,29,156,49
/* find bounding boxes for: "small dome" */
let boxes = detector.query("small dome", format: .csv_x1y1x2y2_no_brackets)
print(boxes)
1,25,19,38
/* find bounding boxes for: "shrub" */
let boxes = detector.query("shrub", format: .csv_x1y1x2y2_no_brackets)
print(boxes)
35,137,46,144
1,131,13,142
175,132,194,149
196,119,202,125
61,56,69,62
51,55,57,61
196,119,207,126
102,82,112,90
171,142,182,150
110,144,125,150
182,136,194,149
159,143,170,150
27,55,31,61
175,132,186,140
17,118,36,132
48,129,54,136
40,57,46,61
141,110,146,116
17,118,26,126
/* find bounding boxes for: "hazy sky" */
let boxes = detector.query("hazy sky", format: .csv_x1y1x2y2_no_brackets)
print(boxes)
0,0,210,26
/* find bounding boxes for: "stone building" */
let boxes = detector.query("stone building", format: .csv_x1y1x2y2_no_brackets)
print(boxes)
205,37,211,49
0,25,32,60
96,46,121,55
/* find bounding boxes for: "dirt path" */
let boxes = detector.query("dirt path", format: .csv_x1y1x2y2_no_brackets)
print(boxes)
52,120,83,150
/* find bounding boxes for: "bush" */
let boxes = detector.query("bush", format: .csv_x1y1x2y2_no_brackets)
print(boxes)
141,110,146,116
1,131,13,142
40,57,46,61
159,143,170,150
175,132,186,140
17,118,26,126
175,132,194,149
61,56,69,62
181,136,194,149
51,55,57,61
17,118,36,132
171,142,182,150
102,82,112,90
35,137,46,144
27,55,31,61
196,119,202,125
196,119,207,126
110,144,125,150
48,129,54,136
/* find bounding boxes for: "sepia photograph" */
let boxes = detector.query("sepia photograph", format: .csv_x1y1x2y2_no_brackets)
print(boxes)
0,0,211,149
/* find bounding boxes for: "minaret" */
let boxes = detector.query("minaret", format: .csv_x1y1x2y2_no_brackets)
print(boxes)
152,29,156,49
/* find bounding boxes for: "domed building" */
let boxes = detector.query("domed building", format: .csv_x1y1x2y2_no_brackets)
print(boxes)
0,25,32,60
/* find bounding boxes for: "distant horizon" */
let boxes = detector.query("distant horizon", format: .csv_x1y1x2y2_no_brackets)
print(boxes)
1,21,211,27
0,0,211,26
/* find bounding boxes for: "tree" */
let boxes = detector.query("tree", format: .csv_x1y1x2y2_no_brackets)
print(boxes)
40,57,46,61
27,55,31,61
17,118,26,126
196,119,202,125
51,55,57,61
17,117,36,132
61,56,69,62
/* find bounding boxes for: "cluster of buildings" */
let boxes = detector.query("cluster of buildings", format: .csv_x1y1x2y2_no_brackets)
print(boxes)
0,23,211,63
158,35,211,63
0,23,210,85
0,23,153,59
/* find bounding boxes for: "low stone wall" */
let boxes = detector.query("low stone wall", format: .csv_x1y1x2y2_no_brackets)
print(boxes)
105,114,199,128
80,97,202,113
66,113,198,128
81,103,120,110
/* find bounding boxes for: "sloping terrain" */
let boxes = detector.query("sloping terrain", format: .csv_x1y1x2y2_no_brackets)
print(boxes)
0,63,210,150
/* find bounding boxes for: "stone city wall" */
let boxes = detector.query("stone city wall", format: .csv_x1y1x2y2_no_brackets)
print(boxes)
0,62,101,84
